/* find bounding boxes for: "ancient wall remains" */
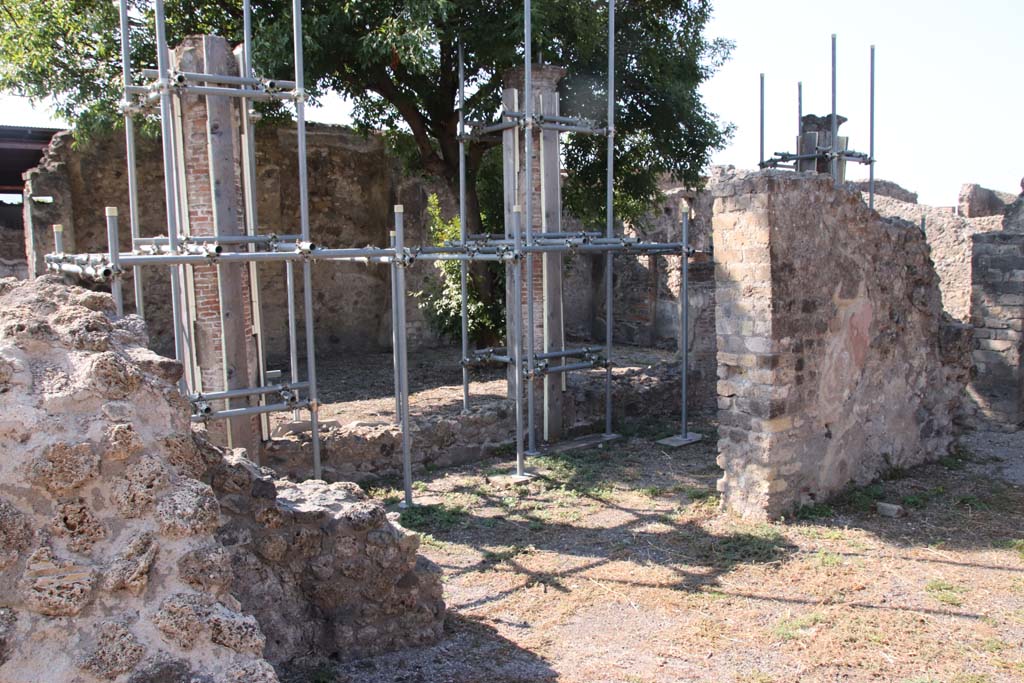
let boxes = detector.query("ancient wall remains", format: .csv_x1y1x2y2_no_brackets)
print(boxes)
266,361,686,483
964,198,1024,430
959,183,1017,218
869,193,1004,321
22,126,453,360
0,277,443,682
712,171,970,519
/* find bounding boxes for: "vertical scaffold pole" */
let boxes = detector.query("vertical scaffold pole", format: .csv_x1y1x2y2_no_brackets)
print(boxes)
458,39,471,412
869,44,876,211
390,230,402,424
656,208,702,449
524,0,538,454
52,224,64,255
286,261,300,420
105,207,124,317
154,0,187,391
759,73,765,167
511,208,526,477
394,206,414,506
118,0,143,317
292,0,322,479
797,81,803,143
830,34,838,186
241,0,270,439
604,0,616,436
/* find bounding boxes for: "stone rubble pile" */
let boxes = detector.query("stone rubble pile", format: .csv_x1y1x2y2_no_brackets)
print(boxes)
0,276,443,683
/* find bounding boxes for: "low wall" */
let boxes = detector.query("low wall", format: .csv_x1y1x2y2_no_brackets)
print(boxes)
712,171,970,519
265,362,687,483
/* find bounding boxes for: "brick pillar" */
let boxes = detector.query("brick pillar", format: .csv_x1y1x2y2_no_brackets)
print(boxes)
966,231,1024,428
173,35,260,456
502,64,567,442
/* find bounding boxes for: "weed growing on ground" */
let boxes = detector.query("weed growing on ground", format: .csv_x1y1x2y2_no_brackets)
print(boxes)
772,612,825,641
399,503,468,533
925,579,968,606
795,502,834,520
817,550,841,567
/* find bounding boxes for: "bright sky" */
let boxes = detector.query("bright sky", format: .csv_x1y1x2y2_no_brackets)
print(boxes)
3,0,1020,206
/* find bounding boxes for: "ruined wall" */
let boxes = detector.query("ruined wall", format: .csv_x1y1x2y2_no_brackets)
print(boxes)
266,361,686,483
959,183,1017,218
23,126,452,359
0,276,443,681
870,193,1004,321
964,220,1024,430
846,179,918,204
713,171,970,519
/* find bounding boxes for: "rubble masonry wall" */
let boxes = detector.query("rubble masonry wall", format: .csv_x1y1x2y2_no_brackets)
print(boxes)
712,171,970,519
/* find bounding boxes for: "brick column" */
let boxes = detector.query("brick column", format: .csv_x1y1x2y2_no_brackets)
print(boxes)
502,64,567,442
173,35,260,456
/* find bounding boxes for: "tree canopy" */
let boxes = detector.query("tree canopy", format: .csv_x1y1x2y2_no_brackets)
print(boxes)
0,0,732,229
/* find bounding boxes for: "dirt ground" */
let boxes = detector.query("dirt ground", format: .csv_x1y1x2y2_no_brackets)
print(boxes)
284,416,1024,683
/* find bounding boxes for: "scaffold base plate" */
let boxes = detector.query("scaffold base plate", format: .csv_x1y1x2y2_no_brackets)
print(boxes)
543,432,621,454
656,432,704,448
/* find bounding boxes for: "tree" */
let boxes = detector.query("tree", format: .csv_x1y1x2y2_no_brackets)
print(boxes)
0,0,732,231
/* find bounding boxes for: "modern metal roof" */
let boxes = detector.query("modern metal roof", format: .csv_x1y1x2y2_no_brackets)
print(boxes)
0,125,62,193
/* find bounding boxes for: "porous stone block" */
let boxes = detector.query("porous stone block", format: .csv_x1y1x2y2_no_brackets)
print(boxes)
0,276,445,682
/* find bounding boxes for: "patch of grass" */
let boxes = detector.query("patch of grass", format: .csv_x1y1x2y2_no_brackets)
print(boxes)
955,495,991,511
710,525,791,566
399,503,469,534
901,487,944,510
481,544,531,567
796,502,835,520
836,482,886,513
951,675,991,683
925,579,968,606
980,637,1006,652
365,486,403,506
798,527,846,541
817,550,841,567
772,611,825,641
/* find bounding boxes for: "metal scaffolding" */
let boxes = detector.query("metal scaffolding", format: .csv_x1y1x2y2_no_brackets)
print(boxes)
46,0,702,508
759,35,877,209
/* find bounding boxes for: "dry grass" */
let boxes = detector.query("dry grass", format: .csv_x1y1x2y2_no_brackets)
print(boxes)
300,418,1024,683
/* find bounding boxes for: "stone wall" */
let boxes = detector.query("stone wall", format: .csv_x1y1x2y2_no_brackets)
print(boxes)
23,126,453,360
846,179,918,204
266,362,686,483
712,171,970,519
869,193,1004,321
959,183,1017,218
964,229,1024,429
0,276,443,681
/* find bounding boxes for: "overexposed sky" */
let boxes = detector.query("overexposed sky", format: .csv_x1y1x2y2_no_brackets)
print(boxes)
701,0,1023,205
3,0,1020,206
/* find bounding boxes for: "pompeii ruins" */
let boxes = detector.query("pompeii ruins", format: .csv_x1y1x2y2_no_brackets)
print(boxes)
1,2,1023,682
